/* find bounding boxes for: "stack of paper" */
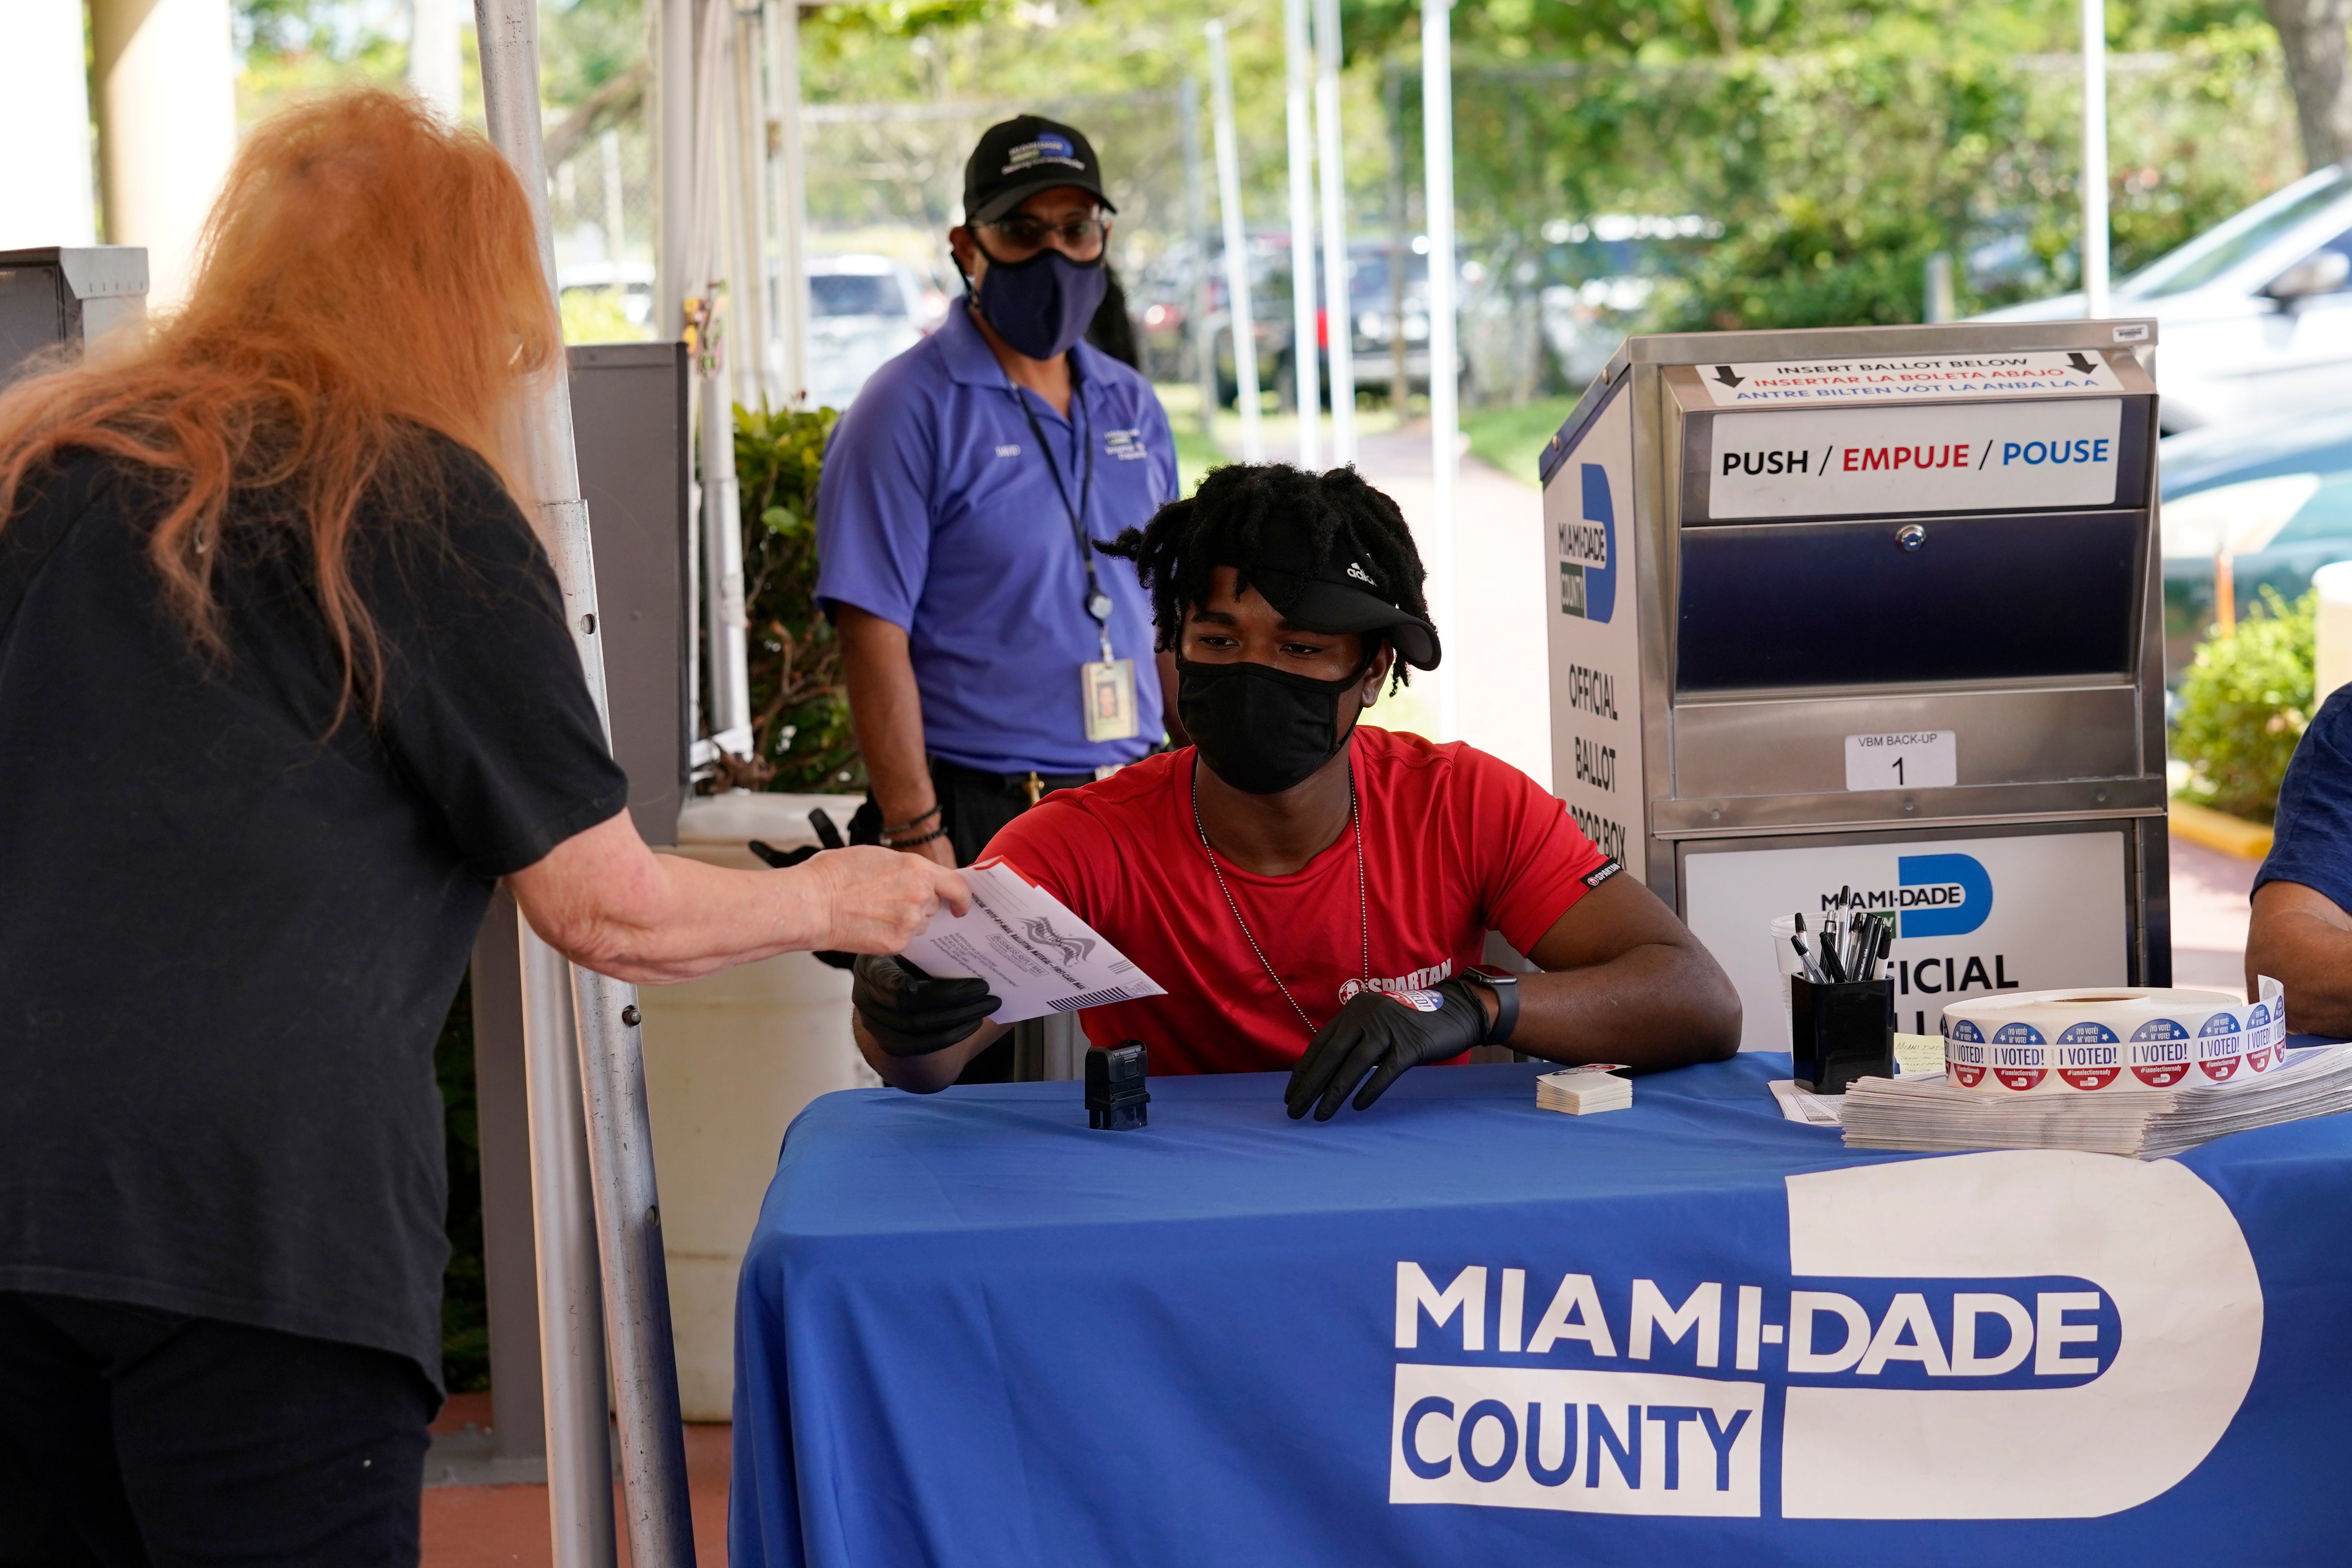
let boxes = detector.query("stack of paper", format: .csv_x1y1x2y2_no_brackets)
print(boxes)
1538,1067,1632,1116
1838,1045,2352,1159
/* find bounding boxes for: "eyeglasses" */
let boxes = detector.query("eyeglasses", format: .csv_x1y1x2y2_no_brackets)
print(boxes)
979,215,1108,259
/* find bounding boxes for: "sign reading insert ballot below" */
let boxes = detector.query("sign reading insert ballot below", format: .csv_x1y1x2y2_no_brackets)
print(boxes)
1706,399,2122,520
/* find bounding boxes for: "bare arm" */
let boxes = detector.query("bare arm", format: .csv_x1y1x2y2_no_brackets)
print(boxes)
1505,873,1744,1071
508,809,970,984
2247,880,2352,1037
855,1014,1010,1092
837,604,955,868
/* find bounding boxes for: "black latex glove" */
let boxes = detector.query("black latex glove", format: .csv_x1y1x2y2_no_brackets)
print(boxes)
1284,980,1489,1121
851,953,1001,1058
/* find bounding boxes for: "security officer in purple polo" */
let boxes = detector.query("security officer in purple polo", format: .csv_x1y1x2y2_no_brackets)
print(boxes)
816,116,1182,1080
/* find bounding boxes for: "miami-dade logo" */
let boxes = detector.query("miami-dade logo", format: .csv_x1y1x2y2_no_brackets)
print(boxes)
1388,1152,2260,1519
1557,464,1616,623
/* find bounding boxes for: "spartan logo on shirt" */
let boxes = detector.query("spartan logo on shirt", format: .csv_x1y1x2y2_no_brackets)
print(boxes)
1340,959,1455,1005
1020,916,1096,966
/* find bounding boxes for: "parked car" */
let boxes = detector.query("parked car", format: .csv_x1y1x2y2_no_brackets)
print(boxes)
1534,214,1721,387
1978,164,2352,433
804,253,933,410
2156,407,2352,675
557,259,657,330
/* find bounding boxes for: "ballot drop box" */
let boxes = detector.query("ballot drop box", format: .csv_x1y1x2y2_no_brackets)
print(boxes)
1539,322,2169,1051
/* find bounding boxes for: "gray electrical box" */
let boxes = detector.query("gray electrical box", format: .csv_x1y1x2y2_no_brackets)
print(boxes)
0,247,148,386
1541,321,2168,1051
569,340,692,846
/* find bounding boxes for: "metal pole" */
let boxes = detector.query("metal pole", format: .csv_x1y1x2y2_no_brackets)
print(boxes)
1206,20,1264,462
1420,0,1459,740
694,0,754,759
730,2,774,406
658,0,696,340
1282,0,1321,467
1313,0,1355,464
472,9,699,1568
1180,76,1220,445
763,0,810,404
2080,0,2110,318
1384,64,1409,415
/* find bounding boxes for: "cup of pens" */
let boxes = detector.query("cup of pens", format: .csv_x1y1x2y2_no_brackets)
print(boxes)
1771,904,1895,1095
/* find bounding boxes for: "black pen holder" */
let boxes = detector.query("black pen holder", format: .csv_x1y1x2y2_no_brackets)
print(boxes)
1085,1039,1151,1131
1789,977,1895,1095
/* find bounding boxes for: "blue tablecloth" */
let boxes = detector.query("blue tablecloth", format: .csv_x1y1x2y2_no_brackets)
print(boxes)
729,1055,2352,1567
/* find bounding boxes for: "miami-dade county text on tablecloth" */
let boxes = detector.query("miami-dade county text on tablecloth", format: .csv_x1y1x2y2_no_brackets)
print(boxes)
731,1057,2352,1568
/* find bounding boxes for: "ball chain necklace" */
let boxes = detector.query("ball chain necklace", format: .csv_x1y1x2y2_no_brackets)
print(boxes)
1191,760,1369,1041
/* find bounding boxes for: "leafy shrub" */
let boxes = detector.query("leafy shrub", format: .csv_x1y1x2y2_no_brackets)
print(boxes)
2171,586,2315,822
733,402,864,795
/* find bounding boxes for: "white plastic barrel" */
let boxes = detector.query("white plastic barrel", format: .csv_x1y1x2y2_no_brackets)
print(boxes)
635,791,871,1421
2316,560,2352,709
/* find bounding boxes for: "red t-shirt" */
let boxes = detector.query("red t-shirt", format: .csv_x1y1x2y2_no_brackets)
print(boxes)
979,726,1611,1074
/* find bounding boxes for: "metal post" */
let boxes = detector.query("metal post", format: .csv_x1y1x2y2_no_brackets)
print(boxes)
472,7,699,1568
658,0,696,340
1206,21,1264,462
2080,0,2110,318
1420,0,1459,740
1282,0,1322,466
763,0,810,404
693,0,754,759
730,2,774,406
1180,76,1219,444
1313,0,1355,464
1384,65,1409,415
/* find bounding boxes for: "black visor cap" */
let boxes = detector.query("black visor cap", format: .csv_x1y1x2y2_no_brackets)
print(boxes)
1232,529,1441,671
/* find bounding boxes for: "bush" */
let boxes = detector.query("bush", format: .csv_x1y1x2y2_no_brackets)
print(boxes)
732,402,864,795
2171,586,2315,822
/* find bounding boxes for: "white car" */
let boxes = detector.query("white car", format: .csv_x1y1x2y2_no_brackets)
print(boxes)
804,254,939,410
1977,164,2352,433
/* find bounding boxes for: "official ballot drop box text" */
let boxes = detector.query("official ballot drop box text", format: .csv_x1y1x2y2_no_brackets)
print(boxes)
1541,322,2170,1051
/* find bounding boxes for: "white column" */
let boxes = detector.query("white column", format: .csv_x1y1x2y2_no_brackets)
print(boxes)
1283,0,1322,468
2080,0,2110,317
657,0,697,341
0,0,99,249
1314,0,1355,464
90,0,237,307
409,0,466,124
731,4,774,407
1206,20,1264,462
1421,0,1460,740
764,0,810,404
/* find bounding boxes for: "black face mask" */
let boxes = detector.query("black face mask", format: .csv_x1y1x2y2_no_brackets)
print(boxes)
1177,657,1366,796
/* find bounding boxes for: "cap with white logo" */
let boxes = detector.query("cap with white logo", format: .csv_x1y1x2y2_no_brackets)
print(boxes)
964,115,1117,225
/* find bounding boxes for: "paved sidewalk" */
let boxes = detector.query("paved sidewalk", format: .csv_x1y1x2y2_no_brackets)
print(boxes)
2170,831,2258,997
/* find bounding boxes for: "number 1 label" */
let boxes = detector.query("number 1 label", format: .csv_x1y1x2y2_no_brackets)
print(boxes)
1844,730,1957,793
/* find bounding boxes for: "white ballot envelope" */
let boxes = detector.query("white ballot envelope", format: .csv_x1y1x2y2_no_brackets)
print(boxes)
898,858,1166,1026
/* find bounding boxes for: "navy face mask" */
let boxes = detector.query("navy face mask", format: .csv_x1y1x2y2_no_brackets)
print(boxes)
971,247,1107,361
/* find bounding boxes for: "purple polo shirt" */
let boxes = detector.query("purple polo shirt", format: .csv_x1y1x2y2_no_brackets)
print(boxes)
815,299,1178,775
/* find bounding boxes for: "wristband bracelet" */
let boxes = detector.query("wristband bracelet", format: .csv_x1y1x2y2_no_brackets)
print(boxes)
884,803,941,834
885,826,949,849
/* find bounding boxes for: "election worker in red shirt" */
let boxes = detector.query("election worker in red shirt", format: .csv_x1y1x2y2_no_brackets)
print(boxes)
850,463,1742,1118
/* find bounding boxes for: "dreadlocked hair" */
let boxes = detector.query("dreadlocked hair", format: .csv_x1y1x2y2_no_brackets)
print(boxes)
1100,462,1429,691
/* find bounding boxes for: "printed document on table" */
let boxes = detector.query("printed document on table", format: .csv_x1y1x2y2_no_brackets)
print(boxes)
899,858,1166,1026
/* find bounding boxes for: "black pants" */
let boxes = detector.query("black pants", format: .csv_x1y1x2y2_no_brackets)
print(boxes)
0,1293,433,1568
849,757,1098,1084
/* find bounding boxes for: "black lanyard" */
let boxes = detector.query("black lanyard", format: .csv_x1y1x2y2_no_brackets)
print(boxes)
1007,369,1111,640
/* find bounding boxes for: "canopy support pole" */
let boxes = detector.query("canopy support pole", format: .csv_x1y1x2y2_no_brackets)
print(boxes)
473,7,699,1566
1421,0,1459,739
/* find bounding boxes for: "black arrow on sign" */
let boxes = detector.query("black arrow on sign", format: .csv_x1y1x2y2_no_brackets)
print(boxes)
2066,352,2098,373
1713,365,1745,387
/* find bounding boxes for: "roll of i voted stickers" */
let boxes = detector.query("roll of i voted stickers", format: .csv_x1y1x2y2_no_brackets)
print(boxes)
1941,983,2289,1094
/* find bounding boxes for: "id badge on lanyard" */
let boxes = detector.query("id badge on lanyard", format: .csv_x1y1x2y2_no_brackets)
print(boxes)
1013,372,1138,743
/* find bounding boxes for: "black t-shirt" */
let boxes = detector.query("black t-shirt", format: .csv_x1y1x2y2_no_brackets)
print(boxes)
0,438,628,1389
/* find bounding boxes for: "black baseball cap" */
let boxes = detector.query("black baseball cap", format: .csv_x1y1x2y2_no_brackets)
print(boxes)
1232,522,1442,670
964,116,1117,225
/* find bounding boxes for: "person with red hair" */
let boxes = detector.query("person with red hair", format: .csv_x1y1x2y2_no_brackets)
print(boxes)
0,89,964,1563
